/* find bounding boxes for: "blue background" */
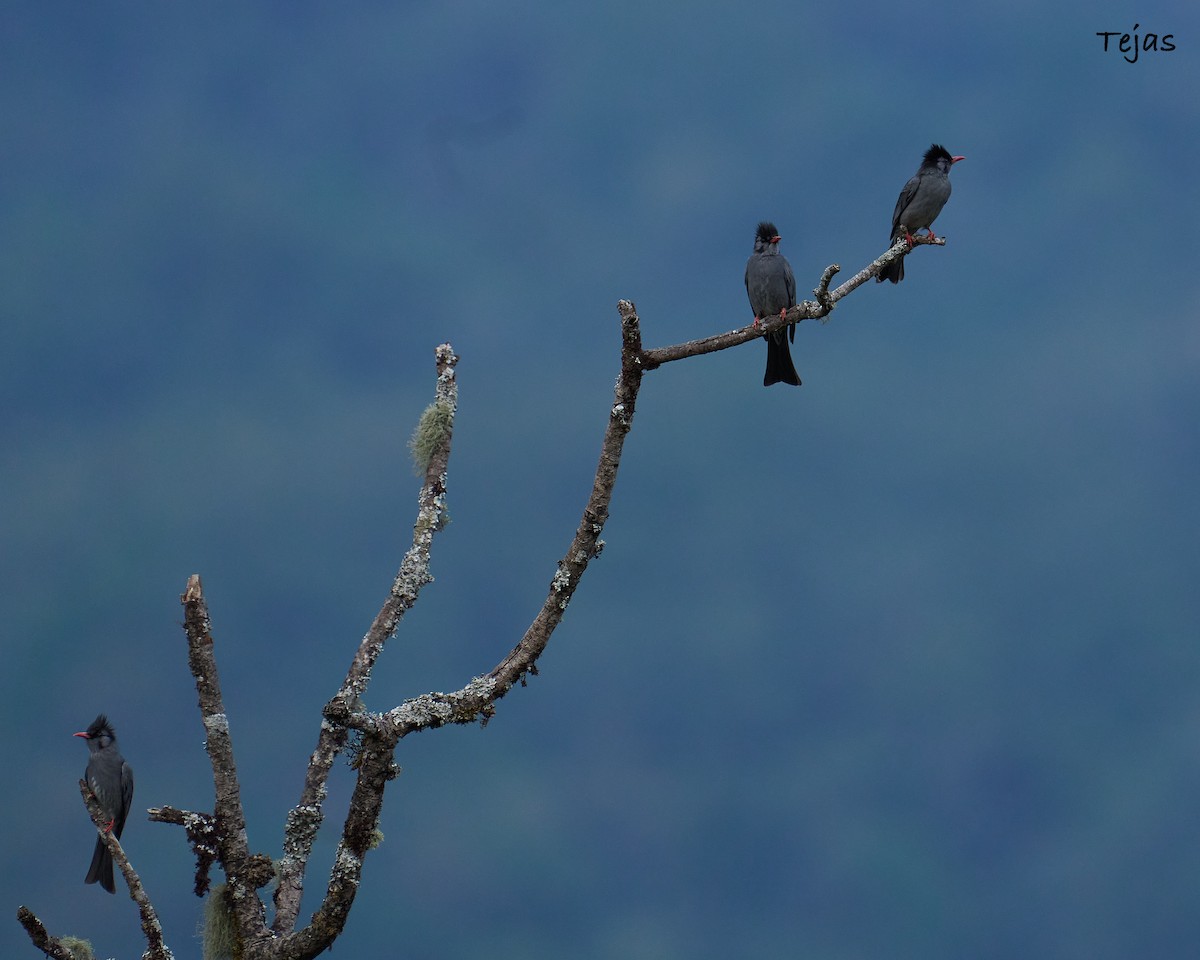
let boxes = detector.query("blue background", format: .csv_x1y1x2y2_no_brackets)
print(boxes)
4,2,1199,958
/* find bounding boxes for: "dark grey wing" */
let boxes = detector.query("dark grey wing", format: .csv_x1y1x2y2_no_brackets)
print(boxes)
890,172,922,238
746,255,769,317
86,759,113,815
115,760,134,839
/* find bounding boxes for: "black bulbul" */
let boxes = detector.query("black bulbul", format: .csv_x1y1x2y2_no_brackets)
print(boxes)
878,144,965,283
75,714,134,894
745,221,801,386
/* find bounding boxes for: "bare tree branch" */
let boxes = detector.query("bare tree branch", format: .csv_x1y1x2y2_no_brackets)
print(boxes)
321,298,647,745
640,235,946,368
271,343,459,936
272,735,398,960
180,575,271,952
333,240,946,739
282,305,645,956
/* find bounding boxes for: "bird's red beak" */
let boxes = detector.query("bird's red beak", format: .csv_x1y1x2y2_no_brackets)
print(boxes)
74,731,90,739
771,235,782,243
951,155,965,163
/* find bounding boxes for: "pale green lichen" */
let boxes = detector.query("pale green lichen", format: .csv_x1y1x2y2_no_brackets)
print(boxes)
201,884,237,960
59,937,95,960
409,402,454,475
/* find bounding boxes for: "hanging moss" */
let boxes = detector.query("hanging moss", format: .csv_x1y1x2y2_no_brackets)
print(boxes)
59,937,95,960
408,401,454,475
201,884,237,960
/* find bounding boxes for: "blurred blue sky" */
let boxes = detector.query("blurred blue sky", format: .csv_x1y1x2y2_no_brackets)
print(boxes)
3,2,1199,958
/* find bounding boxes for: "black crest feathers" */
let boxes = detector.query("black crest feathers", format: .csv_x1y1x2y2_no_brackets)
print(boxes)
755,221,779,243
922,144,953,166
86,715,112,739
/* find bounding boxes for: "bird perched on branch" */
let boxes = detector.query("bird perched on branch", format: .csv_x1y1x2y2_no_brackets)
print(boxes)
75,714,135,893
745,221,801,386
878,144,965,284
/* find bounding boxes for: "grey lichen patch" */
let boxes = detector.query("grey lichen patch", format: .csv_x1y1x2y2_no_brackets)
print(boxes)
551,565,571,593
552,564,573,609
409,401,454,475
202,713,229,735
331,845,363,888
389,675,497,730
391,693,455,727
462,675,496,702
283,804,325,853
412,503,449,539
201,884,236,960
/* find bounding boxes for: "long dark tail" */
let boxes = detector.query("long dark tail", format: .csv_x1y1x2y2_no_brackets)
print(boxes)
763,328,801,387
86,838,115,893
878,257,904,284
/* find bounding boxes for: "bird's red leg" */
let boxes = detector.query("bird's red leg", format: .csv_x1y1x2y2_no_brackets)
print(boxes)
752,315,762,329
926,228,939,242
904,230,916,246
